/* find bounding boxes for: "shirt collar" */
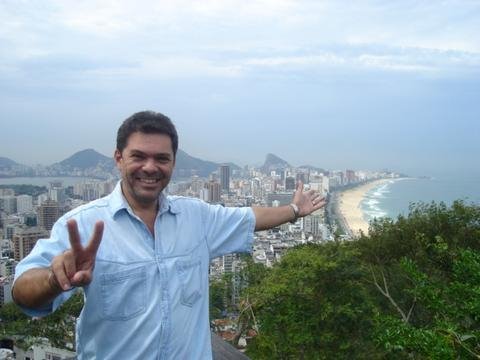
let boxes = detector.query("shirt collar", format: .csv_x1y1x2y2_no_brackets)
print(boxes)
108,181,181,219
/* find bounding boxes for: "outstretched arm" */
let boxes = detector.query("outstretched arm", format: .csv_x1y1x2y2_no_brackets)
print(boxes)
12,219,104,309
252,181,326,231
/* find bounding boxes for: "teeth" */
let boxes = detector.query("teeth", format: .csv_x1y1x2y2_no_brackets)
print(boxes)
139,178,158,184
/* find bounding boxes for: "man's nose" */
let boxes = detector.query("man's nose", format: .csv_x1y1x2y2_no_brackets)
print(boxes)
142,158,157,172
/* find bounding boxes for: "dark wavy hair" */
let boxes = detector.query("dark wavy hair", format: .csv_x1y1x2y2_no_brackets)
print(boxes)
116,111,178,155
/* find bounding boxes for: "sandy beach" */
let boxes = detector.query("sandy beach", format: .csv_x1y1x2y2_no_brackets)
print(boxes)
337,179,392,236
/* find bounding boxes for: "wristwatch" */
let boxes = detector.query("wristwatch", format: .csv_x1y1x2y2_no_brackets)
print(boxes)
289,203,299,224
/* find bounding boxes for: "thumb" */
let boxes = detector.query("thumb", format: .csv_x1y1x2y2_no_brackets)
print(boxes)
71,270,93,286
296,180,303,193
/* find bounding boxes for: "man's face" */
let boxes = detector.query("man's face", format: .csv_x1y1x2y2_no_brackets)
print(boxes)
115,131,175,209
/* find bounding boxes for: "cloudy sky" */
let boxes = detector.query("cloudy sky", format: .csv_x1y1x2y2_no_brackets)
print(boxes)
1,0,479,176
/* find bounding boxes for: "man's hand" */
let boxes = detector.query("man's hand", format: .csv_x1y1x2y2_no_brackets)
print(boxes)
252,181,327,231
292,181,326,217
50,219,104,291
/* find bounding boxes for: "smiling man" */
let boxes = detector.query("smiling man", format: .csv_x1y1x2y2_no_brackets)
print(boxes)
12,111,326,359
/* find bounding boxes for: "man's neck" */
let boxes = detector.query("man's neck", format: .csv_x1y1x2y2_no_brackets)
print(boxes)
120,184,159,235
129,198,159,215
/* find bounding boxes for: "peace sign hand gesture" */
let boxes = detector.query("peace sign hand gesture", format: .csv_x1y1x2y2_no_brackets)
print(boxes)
50,219,104,291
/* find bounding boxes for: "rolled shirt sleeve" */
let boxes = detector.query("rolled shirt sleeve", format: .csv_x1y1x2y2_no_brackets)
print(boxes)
13,217,75,317
201,202,256,259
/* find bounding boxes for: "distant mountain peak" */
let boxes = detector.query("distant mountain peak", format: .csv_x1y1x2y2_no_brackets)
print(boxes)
77,148,100,155
1,148,242,180
174,149,240,178
261,153,291,173
55,149,114,171
0,156,20,168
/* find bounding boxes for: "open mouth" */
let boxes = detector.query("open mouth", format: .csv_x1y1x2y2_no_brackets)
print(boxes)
137,177,161,184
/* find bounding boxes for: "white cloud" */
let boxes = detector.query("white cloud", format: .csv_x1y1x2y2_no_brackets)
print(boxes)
245,54,346,67
82,56,244,79
356,54,434,73
3,0,478,50
1,0,479,84
241,47,480,76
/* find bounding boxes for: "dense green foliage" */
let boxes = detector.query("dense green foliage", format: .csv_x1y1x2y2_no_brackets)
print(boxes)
244,201,480,359
210,273,233,320
245,243,379,359
0,291,83,350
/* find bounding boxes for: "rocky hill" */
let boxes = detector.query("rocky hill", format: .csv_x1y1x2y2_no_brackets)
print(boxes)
55,149,115,171
1,149,241,179
0,156,20,169
260,153,291,174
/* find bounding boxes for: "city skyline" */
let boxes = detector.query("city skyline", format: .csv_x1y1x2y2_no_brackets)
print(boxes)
1,1,479,177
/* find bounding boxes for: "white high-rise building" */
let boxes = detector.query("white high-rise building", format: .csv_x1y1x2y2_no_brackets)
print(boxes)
37,193,49,205
49,187,66,205
0,196,16,215
16,195,33,213
322,176,330,195
199,188,209,202
74,182,102,201
304,214,321,236
310,175,329,196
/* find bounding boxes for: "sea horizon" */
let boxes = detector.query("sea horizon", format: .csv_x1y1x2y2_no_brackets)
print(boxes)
361,175,480,223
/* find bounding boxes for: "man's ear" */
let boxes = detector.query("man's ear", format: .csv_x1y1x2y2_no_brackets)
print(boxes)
114,149,122,167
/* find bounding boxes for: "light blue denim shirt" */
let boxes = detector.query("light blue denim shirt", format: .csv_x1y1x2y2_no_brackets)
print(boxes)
14,182,255,359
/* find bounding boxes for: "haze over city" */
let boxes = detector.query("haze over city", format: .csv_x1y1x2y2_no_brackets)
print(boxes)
1,0,479,176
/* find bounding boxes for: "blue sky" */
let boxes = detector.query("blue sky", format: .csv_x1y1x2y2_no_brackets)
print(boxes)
1,0,479,176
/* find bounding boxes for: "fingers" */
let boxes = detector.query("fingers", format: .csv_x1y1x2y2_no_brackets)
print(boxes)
85,221,104,256
67,219,104,257
51,250,95,290
60,219,103,289
293,181,305,205
67,219,83,255
296,180,304,193
63,250,77,279
51,253,73,291
71,270,93,286
313,197,327,210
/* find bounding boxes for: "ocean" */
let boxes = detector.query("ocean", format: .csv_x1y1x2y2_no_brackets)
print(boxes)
362,175,480,222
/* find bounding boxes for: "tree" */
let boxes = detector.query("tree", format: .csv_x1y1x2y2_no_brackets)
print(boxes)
210,275,230,320
373,246,480,358
243,201,480,359
0,291,84,350
246,243,380,359
357,201,480,358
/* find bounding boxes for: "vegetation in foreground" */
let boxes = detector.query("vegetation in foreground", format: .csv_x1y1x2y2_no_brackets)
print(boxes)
240,201,480,359
2,201,479,358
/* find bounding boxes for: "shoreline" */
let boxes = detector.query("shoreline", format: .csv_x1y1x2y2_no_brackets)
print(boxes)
337,178,393,237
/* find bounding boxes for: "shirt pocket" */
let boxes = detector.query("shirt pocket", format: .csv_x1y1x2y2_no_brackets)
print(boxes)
175,258,202,307
100,265,147,321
